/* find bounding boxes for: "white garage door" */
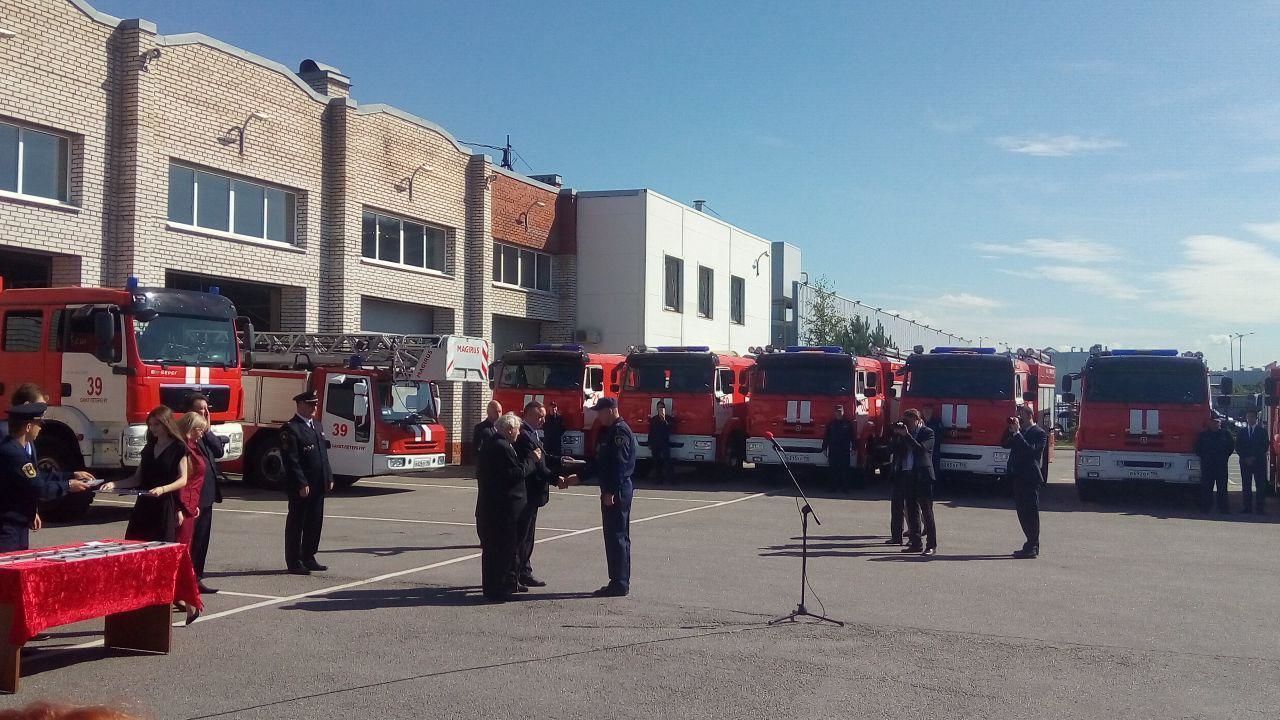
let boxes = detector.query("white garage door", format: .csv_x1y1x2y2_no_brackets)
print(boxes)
492,315,542,357
361,297,436,334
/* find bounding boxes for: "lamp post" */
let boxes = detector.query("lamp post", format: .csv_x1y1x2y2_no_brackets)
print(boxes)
1231,332,1255,371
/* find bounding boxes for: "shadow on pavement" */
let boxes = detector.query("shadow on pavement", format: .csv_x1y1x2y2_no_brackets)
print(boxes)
280,586,596,611
319,544,479,557
866,553,1016,563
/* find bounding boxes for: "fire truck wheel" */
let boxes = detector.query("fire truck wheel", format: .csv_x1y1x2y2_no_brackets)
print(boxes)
36,429,93,522
333,475,360,490
246,433,287,490
1076,478,1101,503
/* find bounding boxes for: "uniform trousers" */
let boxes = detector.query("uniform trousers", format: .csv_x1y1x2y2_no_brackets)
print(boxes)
284,492,325,568
601,480,633,591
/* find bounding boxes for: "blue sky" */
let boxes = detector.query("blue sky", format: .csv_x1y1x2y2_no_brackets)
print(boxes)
97,0,1280,370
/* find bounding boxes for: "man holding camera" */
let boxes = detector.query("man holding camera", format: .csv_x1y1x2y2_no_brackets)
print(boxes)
890,409,937,555
1002,404,1048,559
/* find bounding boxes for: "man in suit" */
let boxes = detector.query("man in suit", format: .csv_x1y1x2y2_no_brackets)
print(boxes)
473,400,502,457
1237,408,1268,514
891,408,938,555
1003,404,1048,558
282,389,333,575
647,401,674,485
1195,416,1234,514
513,401,576,590
183,392,227,593
0,402,92,552
822,404,855,493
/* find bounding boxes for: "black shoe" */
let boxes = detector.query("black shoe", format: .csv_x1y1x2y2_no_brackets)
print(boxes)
903,545,924,553
519,575,547,588
592,584,629,597
185,608,202,626
515,584,529,593
921,547,936,556
1013,547,1039,559
302,560,328,572
287,566,311,576
198,582,219,594
884,538,903,546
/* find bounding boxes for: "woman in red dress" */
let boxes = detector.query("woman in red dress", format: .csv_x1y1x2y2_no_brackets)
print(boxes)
175,412,209,548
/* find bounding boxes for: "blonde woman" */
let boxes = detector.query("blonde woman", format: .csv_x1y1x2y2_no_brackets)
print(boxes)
175,412,210,547
101,406,190,542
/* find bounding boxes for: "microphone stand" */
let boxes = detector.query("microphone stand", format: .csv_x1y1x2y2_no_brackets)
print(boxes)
767,436,843,627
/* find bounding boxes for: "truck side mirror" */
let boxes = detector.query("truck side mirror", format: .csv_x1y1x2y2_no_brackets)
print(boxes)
1265,377,1276,398
888,387,899,399
1220,377,1234,395
1062,392,1076,404
353,381,369,419
93,310,117,364
1023,391,1036,402
236,316,255,370
864,387,878,398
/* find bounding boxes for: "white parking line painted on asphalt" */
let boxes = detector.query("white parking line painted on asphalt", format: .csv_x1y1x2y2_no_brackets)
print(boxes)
360,479,733,504
64,489,771,650
215,590,286,600
90,498,580,533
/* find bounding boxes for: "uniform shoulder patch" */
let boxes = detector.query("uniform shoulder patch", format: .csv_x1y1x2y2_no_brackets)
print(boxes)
21,463,36,479
614,435,627,447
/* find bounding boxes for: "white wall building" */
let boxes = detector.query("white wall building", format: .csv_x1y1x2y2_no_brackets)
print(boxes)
576,189,771,354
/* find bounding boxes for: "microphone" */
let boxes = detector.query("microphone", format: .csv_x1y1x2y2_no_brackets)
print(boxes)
764,431,783,452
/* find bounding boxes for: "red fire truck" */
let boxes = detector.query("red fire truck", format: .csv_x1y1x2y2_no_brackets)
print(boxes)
744,346,889,479
489,344,625,459
1062,349,1211,501
614,346,753,470
900,347,1054,483
1266,366,1280,492
235,332,489,489
0,278,248,517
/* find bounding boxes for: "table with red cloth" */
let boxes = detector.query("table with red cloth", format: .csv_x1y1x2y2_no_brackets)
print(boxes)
0,540,202,693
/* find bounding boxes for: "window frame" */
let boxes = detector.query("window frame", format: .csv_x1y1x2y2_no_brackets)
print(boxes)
0,120,71,204
663,255,684,313
360,209,449,274
491,242,553,293
730,275,746,325
697,265,714,319
3,310,44,353
167,162,297,245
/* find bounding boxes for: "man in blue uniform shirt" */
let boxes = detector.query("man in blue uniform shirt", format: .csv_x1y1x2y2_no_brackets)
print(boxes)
282,389,333,575
592,397,635,597
0,402,93,552
1002,404,1048,558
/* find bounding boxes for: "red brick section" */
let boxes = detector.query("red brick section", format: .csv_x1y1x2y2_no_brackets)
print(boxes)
491,173,565,252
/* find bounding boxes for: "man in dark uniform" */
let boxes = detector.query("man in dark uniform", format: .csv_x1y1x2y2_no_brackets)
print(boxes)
282,389,333,575
543,402,566,462
1195,416,1234,513
1237,408,1268,514
647,401,674,485
514,401,575,590
473,400,502,456
184,392,227,593
0,403,92,552
892,409,938,555
592,397,635,597
1003,404,1048,558
821,404,855,493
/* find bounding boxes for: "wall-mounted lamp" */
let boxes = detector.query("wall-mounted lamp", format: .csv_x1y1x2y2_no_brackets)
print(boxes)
139,47,161,71
0,28,17,39
752,250,770,276
395,164,434,200
519,200,546,230
222,111,270,155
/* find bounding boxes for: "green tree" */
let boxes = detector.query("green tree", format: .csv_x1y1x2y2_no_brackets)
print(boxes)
801,278,896,356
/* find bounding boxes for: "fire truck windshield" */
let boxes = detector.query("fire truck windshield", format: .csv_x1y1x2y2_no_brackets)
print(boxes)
133,314,237,367
1084,361,1205,405
625,363,713,393
498,363,582,390
906,365,1012,399
754,364,852,395
380,380,437,422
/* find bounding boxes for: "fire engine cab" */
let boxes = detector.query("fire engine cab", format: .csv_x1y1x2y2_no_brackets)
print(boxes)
1062,349,1211,501
489,345,624,459
237,333,490,489
900,346,1054,482
1266,366,1280,493
744,346,888,478
614,346,753,469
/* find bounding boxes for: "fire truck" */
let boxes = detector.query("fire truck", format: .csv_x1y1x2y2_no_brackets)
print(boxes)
900,346,1054,483
1062,349,1212,501
744,346,890,480
614,346,753,470
489,344,625,459
1266,366,1280,492
0,278,248,517
235,332,490,489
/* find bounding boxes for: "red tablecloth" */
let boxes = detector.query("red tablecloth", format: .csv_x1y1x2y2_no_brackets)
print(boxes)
0,540,201,645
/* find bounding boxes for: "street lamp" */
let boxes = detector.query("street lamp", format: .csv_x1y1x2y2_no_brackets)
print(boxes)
1230,332,1256,370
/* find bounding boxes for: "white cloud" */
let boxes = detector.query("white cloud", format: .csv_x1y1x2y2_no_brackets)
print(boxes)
1243,221,1280,243
1036,265,1142,301
1154,235,1280,323
991,134,1125,157
936,293,1002,310
973,238,1120,264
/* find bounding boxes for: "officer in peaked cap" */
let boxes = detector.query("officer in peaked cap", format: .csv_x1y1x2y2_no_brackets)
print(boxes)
0,402,93,552
282,388,333,574
590,396,636,597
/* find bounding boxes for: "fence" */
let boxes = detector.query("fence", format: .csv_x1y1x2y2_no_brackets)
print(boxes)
794,282,974,353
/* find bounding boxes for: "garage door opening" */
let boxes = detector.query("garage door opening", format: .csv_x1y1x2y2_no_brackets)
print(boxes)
166,272,283,331
492,315,542,358
361,297,437,335
0,248,52,289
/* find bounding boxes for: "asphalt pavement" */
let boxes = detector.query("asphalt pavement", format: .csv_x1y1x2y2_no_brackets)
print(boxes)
2,455,1276,719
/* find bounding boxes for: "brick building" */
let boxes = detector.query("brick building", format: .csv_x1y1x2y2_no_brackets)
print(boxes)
0,0,578,459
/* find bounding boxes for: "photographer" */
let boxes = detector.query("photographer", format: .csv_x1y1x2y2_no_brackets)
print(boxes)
1002,405,1048,559
889,409,938,555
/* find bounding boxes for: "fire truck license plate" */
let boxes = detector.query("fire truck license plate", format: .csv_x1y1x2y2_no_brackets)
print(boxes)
1127,469,1157,479
783,453,814,464
412,456,443,469
940,460,964,471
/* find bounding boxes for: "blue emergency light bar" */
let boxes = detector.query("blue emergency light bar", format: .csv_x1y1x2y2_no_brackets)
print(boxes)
785,346,843,354
655,345,710,352
529,344,583,352
126,276,140,291
1108,349,1179,356
931,347,997,354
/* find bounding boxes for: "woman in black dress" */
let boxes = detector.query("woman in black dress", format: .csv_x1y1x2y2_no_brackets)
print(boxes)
475,413,534,602
103,406,191,542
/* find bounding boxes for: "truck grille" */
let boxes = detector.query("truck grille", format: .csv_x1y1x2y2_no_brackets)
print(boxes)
160,384,231,413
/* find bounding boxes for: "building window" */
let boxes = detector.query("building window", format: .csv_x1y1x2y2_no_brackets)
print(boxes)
3,311,42,353
361,210,448,273
0,121,70,203
664,256,683,312
168,163,295,244
697,266,714,319
730,275,745,325
492,243,552,292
